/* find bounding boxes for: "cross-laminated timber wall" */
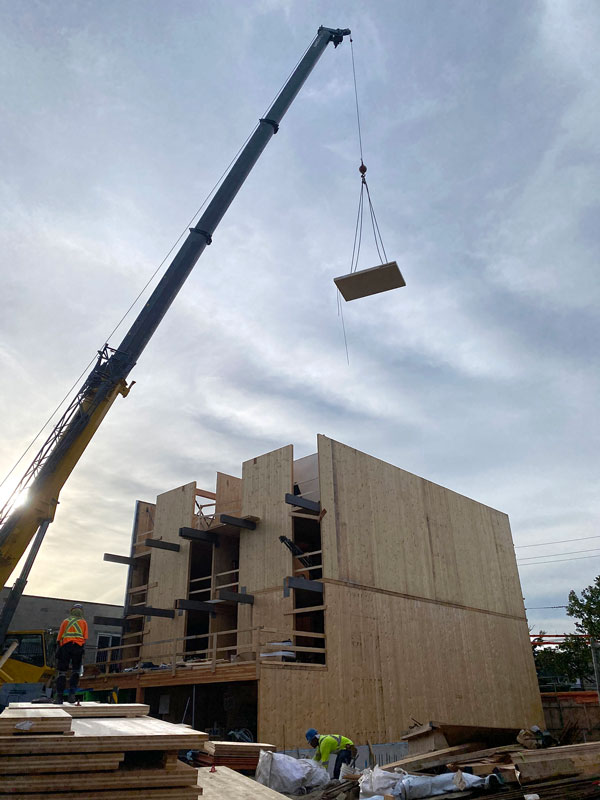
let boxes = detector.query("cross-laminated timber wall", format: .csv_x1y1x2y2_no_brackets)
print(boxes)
112,435,542,748
249,436,543,746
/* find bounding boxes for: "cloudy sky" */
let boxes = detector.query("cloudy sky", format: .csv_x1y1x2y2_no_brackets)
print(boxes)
1,0,598,634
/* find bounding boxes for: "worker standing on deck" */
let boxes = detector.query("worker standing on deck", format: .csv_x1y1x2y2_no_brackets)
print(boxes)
306,728,357,779
54,602,88,704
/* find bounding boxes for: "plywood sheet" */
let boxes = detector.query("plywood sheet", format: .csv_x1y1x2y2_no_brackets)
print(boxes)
143,483,196,659
8,702,150,718
317,436,524,617
198,765,286,799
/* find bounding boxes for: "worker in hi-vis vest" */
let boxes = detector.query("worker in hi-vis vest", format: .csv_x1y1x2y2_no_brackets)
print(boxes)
306,728,357,779
54,603,88,704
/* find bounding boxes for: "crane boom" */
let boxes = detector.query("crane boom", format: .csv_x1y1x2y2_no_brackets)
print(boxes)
0,26,351,643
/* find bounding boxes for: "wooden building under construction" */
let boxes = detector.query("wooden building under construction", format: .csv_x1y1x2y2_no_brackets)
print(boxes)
90,435,543,747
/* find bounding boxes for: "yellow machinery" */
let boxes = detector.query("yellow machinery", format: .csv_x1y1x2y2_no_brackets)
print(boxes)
0,629,56,708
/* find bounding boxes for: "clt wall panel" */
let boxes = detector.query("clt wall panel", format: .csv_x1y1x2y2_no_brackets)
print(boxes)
239,445,294,592
142,482,196,659
258,582,543,748
215,472,243,517
318,436,524,617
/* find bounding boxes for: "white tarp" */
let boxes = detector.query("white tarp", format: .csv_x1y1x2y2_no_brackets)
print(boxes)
256,750,330,794
359,766,488,799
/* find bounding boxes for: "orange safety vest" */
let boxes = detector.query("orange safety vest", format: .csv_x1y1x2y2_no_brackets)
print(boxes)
58,616,88,646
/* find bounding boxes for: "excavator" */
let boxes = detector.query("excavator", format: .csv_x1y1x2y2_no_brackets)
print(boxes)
0,26,352,701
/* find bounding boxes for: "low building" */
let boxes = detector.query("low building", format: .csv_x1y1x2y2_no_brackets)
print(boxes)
0,589,123,667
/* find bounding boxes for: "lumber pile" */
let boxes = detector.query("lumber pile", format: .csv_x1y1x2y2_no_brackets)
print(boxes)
383,738,600,799
193,739,276,772
0,702,208,799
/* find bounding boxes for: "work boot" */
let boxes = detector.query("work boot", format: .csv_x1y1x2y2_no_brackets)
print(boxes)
66,692,77,704
54,694,64,705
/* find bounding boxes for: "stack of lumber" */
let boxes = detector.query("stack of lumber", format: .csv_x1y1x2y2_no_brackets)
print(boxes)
0,702,208,800
383,739,600,799
193,739,276,772
197,765,286,798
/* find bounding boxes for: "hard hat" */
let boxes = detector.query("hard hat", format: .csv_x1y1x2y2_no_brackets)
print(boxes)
71,603,83,610
305,728,318,742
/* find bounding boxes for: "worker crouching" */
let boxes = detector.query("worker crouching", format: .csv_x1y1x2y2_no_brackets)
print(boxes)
306,728,357,779
54,603,88,704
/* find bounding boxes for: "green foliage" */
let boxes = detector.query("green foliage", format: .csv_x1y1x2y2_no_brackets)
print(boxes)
567,575,600,639
533,575,600,689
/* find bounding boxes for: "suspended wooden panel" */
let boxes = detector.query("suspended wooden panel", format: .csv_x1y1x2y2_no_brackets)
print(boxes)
334,260,405,301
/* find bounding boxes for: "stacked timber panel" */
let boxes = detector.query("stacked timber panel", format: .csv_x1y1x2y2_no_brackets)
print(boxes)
0,703,206,799
141,483,196,660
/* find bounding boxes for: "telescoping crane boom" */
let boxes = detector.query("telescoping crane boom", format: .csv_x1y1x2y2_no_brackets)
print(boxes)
0,26,351,646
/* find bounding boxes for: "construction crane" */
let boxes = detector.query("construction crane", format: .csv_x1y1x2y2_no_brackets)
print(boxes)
0,26,351,657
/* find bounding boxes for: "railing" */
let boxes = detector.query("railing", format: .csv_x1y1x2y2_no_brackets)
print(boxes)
188,567,240,599
291,548,322,578
88,625,326,677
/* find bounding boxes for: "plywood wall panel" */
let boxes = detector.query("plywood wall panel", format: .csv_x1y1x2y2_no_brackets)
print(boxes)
239,445,294,592
142,482,196,659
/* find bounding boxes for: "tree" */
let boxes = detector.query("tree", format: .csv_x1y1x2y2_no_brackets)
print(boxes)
567,575,600,639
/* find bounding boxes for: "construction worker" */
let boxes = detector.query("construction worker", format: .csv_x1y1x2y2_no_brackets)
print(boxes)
54,602,88,704
306,728,357,779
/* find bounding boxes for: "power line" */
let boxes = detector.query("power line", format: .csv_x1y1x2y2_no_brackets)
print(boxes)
518,554,600,566
519,547,600,561
515,535,600,549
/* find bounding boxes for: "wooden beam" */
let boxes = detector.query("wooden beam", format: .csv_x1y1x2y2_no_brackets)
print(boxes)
126,605,174,619
145,538,181,552
103,553,134,566
175,598,216,617
283,576,324,597
284,493,320,513
218,589,254,605
93,616,125,627
283,604,326,615
219,514,257,530
179,527,219,546
196,488,217,500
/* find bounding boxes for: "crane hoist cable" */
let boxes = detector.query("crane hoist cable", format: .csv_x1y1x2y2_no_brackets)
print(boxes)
348,36,389,275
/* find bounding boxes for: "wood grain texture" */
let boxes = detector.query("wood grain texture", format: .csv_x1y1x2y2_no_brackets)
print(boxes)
8,702,150,718
0,707,72,735
240,445,294,591
0,790,199,800
198,765,286,798
0,716,207,754
215,472,243,517
318,436,524,617
0,751,124,773
0,760,198,792
142,483,196,659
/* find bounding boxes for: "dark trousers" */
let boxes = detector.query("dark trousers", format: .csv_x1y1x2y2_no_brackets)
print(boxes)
56,641,84,696
333,748,352,779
